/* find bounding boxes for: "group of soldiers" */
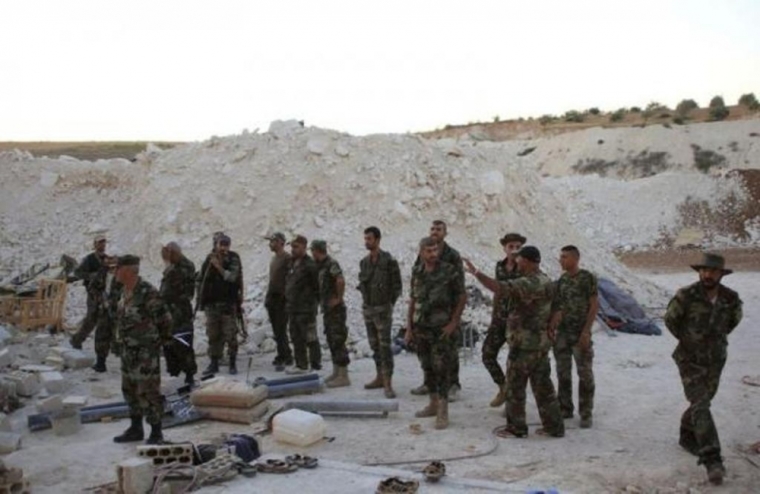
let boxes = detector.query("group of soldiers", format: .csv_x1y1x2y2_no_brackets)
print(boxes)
68,224,743,486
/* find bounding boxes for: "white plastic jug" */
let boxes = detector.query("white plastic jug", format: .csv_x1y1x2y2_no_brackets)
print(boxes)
272,409,326,447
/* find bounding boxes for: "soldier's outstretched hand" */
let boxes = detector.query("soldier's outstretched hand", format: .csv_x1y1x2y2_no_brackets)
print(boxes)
462,258,477,275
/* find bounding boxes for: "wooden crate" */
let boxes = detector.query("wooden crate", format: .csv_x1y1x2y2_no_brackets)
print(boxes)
0,279,67,331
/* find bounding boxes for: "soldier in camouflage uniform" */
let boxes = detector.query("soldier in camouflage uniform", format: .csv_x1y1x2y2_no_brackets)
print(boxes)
411,220,465,402
549,245,598,428
664,253,743,486
482,232,525,408
285,235,321,374
160,242,198,385
406,237,466,430
91,262,122,372
197,234,242,375
70,235,109,353
359,227,402,398
265,232,293,371
310,240,351,387
465,246,565,438
112,255,173,445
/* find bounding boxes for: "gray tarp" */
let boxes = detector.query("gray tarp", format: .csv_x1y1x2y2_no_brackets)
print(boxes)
596,277,662,336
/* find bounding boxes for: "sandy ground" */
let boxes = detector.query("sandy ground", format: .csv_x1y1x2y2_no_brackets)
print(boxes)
4,270,759,494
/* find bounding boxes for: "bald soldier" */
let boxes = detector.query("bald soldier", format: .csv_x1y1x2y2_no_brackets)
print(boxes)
664,253,743,486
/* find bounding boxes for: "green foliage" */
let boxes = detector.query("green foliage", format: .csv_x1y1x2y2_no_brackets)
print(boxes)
738,93,759,111
691,144,727,172
709,95,725,108
673,116,686,125
564,110,584,123
609,109,625,122
630,106,642,113
676,99,699,117
538,114,556,126
709,105,730,121
493,115,500,123
588,107,601,115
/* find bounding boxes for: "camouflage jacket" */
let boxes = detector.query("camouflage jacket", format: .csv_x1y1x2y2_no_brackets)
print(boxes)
267,251,292,297
285,255,319,314
359,249,402,307
494,259,520,319
116,278,173,350
499,270,555,352
198,251,242,308
160,255,196,329
414,242,465,290
316,255,344,311
411,261,465,327
664,281,743,362
553,269,598,333
75,252,108,296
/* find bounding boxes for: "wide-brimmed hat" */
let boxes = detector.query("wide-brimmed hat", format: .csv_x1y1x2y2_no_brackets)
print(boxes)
690,253,733,275
500,232,526,246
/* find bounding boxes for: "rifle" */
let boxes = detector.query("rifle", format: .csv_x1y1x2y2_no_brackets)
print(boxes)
193,253,213,318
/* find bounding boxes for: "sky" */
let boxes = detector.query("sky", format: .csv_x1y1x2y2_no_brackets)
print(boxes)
1,0,759,141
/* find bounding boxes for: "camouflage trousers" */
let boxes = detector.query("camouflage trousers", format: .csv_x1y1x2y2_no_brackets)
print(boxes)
71,292,101,347
417,328,460,389
363,304,394,378
163,323,198,377
93,310,115,358
288,312,321,370
552,331,595,418
205,303,238,360
265,293,292,364
482,317,507,386
323,303,350,367
675,352,726,465
121,345,163,425
413,325,457,399
505,348,565,436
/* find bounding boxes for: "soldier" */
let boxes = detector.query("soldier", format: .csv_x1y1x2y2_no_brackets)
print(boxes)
311,240,351,387
359,226,402,398
464,246,565,438
111,255,173,445
70,235,109,352
265,232,293,371
411,220,465,402
284,235,321,374
664,253,743,486
482,232,526,407
91,257,121,372
197,234,242,375
160,242,198,386
406,237,466,430
548,245,598,428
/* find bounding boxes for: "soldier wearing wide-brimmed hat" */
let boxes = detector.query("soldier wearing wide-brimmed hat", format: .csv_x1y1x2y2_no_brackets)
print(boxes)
70,234,110,358
664,252,743,485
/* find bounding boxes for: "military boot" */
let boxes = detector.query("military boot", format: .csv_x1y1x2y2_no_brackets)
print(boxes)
415,393,439,418
92,355,107,373
184,372,195,386
229,353,238,375
146,422,164,445
364,372,383,390
69,336,82,350
706,461,725,486
326,366,350,388
435,399,449,430
114,415,144,443
324,366,339,385
410,383,429,395
203,358,219,375
383,375,396,399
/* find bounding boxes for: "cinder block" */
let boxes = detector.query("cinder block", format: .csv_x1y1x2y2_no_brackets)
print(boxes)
0,432,22,455
0,465,23,484
43,355,65,370
0,349,11,369
116,457,154,494
36,395,64,414
62,395,88,408
2,372,40,397
137,443,193,466
62,349,95,369
0,478,31,494
39,371,66,394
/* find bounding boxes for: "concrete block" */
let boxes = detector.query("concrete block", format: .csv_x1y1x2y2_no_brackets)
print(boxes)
0,327,11,347
0,414,10,433
19,364,56,373
116,457,154,494
137,443,194,466
39,371,66,394
3,372,40,397
36,395,64,414
62,349,95,369
0,350,11,369
62,395,88,408
51,408,81,436
43,355,65,370
0,432,22,455
90,384,114,399
32,334,56,346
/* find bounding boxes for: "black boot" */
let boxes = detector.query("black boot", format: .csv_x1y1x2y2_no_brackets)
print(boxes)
92,355,107,373
184,372,195,386
145,422,164,445
114,415,144,443
229,353,238,375
203,358,219,375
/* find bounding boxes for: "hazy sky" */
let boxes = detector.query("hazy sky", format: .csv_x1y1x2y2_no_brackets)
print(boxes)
1,0,758,141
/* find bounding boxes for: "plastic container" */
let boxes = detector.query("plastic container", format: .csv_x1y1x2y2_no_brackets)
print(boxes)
272,409,326,447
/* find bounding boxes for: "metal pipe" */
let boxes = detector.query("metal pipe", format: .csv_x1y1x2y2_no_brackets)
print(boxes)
255,373,319,387
282,399,399,413
265,379,323,398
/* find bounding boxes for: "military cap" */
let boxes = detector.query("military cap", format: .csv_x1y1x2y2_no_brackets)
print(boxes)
516,245,541,263
117,255,140,267
265,232,286,242
216,234,231,246
309,239,327,252
691,253,733,275
289,234,308,246
500,232,527,246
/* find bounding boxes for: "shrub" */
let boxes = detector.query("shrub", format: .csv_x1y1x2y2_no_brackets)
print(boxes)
564,110,584,123
738,93,760,111
676,99,699,117
609,110,625,122
538,114,555,126
493,115,500,123
709,95,725,108
630,106,641,113
673,117,686,125
709,106,730,121
692,144,727,172
588,107,601,115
